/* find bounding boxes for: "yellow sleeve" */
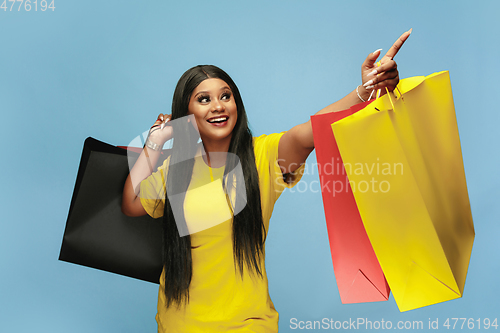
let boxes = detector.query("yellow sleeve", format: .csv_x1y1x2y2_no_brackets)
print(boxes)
139,156,170,218
253,132,305,204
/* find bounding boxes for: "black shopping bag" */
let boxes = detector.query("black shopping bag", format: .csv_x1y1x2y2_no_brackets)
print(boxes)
59,137,167,284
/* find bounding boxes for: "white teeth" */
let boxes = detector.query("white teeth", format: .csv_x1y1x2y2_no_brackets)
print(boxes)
208,117,228,123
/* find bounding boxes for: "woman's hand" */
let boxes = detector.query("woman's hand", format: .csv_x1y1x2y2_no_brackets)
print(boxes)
359,29,412,99
148,113,173,145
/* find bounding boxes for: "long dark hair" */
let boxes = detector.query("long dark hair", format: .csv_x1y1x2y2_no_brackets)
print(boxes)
161,65,265,308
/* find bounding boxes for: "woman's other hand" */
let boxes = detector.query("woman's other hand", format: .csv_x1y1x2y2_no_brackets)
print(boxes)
359,29,412,99
149,113,173,145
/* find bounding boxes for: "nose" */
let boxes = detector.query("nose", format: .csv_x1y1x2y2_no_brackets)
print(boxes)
211,99,224,112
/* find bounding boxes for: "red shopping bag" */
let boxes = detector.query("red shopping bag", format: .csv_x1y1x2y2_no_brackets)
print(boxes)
311,101,390,303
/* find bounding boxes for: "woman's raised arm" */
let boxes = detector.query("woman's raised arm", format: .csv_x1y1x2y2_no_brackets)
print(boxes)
278,29,412,174
121,114,172,216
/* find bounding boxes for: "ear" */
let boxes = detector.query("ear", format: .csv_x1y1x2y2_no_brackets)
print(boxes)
185,114,197,130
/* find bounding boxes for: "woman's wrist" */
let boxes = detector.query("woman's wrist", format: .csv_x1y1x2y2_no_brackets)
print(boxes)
356,85,371,102
145,138,163,151
145,129,168,151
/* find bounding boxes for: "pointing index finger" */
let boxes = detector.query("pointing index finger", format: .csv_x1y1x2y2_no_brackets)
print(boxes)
383,28,412,60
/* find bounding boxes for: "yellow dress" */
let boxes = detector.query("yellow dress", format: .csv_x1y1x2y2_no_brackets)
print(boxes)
140,132,304,332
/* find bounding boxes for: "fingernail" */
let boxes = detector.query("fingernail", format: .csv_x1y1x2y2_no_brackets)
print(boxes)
408,28,413,35
367,69,378,77
366,85,374,90
363,79,374,87
160,116,164,121
373,48,382,55
161,123,164,130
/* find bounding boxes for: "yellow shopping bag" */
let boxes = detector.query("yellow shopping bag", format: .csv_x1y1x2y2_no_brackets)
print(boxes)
331,71,475,312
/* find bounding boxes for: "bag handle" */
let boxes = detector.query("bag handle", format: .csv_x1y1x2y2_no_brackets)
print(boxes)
386,87,396,111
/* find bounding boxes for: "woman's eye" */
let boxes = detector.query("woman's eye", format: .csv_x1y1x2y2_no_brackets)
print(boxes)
221,92,232,100
198,95,210,103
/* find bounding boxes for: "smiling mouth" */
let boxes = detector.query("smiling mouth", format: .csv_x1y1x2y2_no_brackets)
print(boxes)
207,116,229,124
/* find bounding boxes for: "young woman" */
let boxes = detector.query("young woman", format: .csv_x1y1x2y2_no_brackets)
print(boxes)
122,30,411,332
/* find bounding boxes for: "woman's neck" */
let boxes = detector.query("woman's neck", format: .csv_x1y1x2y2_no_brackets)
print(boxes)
200,136,231,168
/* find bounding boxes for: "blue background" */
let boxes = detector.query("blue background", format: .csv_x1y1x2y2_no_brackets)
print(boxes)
1,1,498,332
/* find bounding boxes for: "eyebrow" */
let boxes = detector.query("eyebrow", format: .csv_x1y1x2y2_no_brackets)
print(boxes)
193,86,231,98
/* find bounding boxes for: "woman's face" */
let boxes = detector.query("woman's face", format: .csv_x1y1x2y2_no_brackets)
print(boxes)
188,78,238,150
